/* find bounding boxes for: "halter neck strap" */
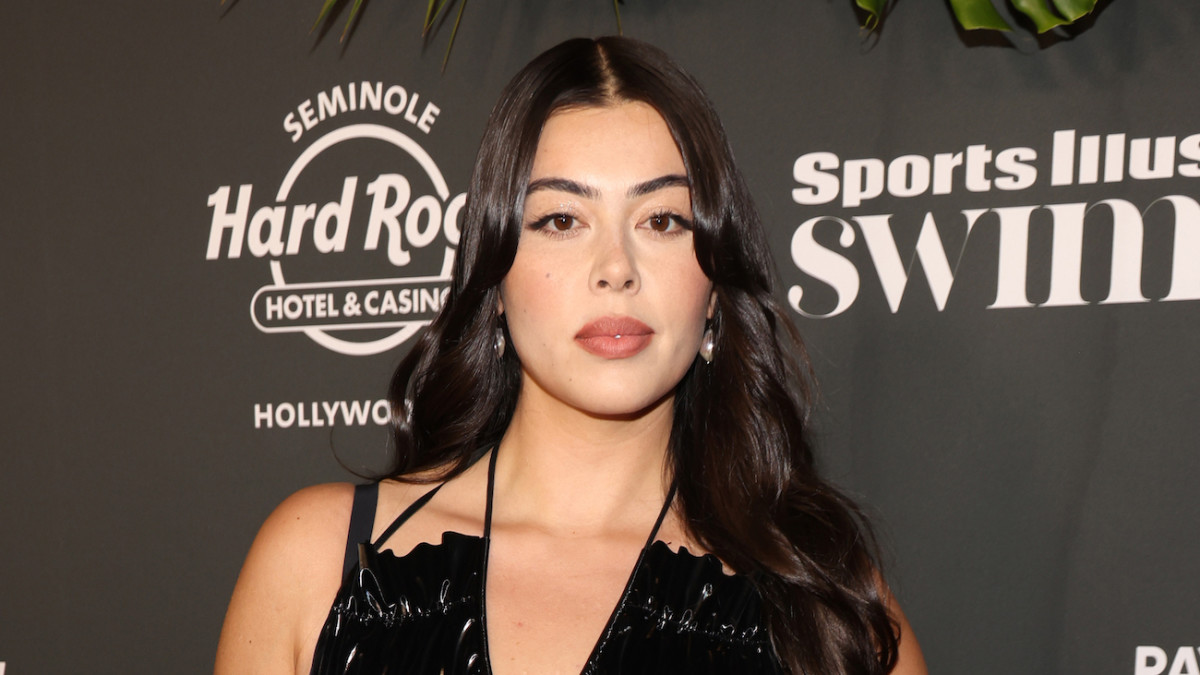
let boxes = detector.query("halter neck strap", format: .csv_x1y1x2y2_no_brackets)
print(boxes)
483,445,499,538
372,482,444,550
646,477,677,545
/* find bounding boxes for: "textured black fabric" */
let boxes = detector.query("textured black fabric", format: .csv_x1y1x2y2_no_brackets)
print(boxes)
311,533,488,675
310,534,782,674
311,454,782,674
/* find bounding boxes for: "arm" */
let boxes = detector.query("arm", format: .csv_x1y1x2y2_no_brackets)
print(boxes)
214,483,353,675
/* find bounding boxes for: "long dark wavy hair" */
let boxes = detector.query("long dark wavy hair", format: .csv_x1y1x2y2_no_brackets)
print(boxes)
384,36,900,675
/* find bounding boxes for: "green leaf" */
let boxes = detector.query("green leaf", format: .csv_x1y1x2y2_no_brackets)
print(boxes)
947,0,1012,30
856,0,884,29
1050,0,1097,22
424,0,437,29
440,0,467,71
424,0,452,36
311,0,341,33
340,0,365,42
1010,0,1070,32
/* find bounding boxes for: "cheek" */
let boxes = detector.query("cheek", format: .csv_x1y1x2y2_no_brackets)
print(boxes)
501,261,567,346
668,265,715,329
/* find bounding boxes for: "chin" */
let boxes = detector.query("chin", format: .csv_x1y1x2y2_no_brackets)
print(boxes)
570,389,674,421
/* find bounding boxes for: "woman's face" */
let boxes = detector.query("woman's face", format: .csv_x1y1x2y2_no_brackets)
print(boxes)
499,101,715,419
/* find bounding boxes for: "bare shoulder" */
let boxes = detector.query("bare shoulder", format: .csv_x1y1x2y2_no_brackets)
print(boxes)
215,483,355,675
259,482,355,550
884,588,929,675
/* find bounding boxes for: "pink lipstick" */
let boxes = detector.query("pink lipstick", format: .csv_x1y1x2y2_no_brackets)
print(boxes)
575,316,654,359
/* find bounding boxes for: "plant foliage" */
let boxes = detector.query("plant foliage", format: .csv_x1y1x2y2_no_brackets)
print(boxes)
858,0,1100,33
306,0,622,69
298,0,1103,64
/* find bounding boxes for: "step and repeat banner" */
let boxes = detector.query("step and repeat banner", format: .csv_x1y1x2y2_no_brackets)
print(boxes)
2,1,1197,673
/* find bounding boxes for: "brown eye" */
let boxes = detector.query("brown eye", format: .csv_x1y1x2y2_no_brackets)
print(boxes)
552,214,574,231
646,212,691,233
649,214,672,232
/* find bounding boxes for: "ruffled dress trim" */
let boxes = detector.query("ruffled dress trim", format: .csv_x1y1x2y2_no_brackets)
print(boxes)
309,450,783,674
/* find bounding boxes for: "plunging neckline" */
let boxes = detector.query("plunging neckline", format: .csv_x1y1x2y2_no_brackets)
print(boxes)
310,455,782,675
476,447,679,675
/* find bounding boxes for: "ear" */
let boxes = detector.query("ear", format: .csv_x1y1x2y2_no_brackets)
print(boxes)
706,289,717,320
497,292,505,317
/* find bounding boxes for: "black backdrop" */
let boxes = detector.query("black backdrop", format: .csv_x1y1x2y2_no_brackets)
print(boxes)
2,2,1199,673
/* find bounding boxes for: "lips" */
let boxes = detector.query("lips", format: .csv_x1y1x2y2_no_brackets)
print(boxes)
575,316,654,359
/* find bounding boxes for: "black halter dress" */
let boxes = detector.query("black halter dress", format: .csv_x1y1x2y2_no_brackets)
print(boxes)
309,451,783,674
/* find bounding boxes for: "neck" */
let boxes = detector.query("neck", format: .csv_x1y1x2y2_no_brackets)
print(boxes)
492,381,675,537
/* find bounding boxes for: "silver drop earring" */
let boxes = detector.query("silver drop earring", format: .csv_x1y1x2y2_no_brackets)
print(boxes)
494,328,506,359
699,327,715,364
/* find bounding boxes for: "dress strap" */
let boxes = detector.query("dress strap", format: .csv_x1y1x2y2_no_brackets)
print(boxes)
479,447,500,669
645,478,678,546
483,446,499,538
343,482,379,579
371,481,446,550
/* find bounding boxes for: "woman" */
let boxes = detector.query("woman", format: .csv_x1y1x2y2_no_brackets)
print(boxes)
216,36,927,675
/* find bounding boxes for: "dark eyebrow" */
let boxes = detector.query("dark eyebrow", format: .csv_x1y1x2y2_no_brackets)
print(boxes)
525,177,600,200
525,174,691,200
627,174,690,198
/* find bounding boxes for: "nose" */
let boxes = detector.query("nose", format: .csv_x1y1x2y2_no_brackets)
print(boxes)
589,230,640,293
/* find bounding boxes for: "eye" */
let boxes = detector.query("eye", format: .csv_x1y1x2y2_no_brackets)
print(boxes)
527,212,583,238
548,214,576,231
642,211,693,234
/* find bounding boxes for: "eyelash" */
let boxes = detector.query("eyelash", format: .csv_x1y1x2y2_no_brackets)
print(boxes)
527,212,581,239
525,209,693,239
643,209,694,236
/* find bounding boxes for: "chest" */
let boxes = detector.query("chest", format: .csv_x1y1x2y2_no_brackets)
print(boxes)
484,533,650,674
